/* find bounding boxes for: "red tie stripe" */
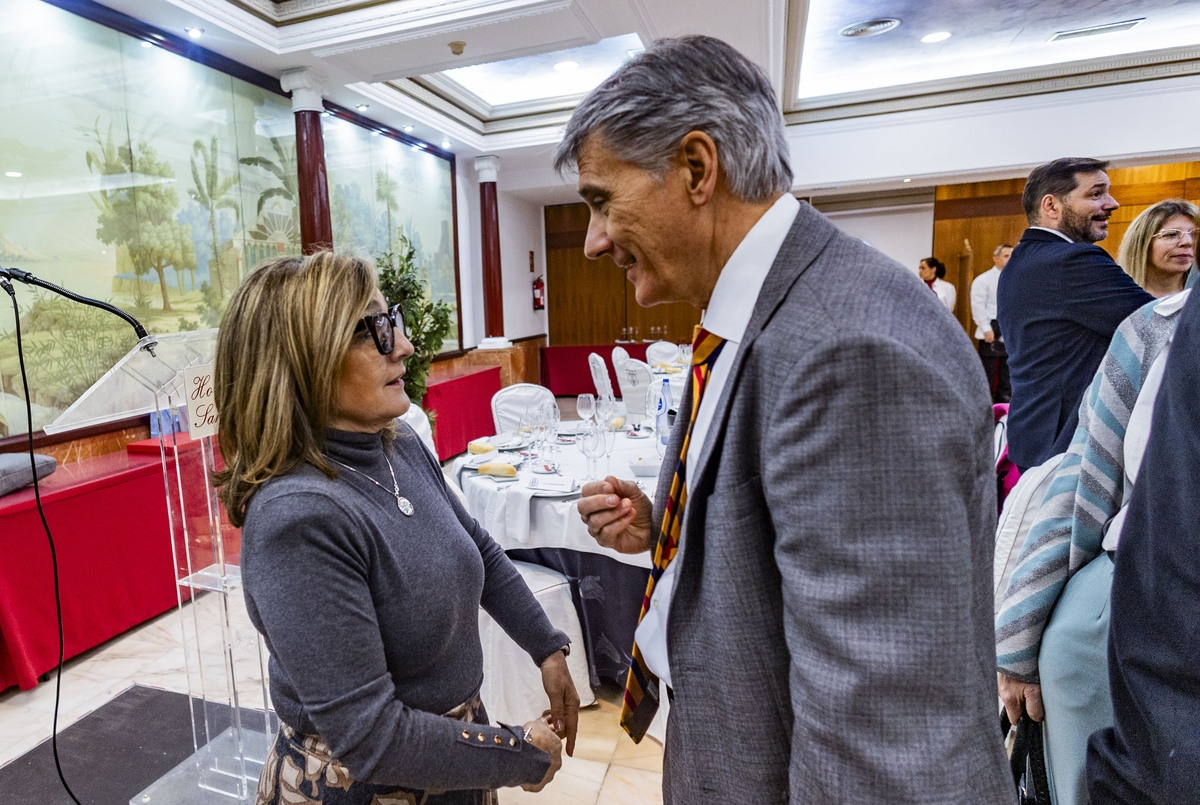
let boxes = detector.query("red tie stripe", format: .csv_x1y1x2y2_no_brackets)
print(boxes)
621,325,727,741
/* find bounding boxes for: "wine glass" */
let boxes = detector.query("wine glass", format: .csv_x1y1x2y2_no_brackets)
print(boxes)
576,393,595,424
578,421,606,481
595,393,614,429
541,401,561,467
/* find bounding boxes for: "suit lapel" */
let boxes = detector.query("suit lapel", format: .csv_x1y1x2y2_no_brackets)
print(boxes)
687,203,837,490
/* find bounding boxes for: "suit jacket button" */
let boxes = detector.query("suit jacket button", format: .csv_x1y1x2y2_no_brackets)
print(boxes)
509,737,518,746
477,733,486,742
461,730,470,739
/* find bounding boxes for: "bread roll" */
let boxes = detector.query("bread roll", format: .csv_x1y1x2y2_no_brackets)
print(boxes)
468,441,496,455
477,461,517,477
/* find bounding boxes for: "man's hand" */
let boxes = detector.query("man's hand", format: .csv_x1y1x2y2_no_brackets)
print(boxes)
539,650,579,756
983,330,995,343
998,672,1044,724
520,719,562,792
576,476,654,554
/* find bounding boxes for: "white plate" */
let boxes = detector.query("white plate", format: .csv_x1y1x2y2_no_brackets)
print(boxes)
624,431,651,440
466,452,523,469
556,421,588,436
529,483,581,498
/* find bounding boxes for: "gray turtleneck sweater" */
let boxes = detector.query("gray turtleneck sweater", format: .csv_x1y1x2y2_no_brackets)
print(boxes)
241,425,568,790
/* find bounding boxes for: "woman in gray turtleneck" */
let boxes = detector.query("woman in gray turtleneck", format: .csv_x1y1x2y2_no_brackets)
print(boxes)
213,252,577,804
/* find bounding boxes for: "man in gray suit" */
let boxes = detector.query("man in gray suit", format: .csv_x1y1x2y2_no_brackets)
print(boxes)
561,36,1010,803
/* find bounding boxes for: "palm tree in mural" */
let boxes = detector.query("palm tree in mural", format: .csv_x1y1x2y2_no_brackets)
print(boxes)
189,136,239,298
375,170,400,251
239,136,299,247
85,118,128,215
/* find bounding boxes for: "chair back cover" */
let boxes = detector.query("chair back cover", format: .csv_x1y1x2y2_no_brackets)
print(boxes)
611,345,630,370
645,340,680,365
491,383,554,435
588,352,615,399
617,359,654,426
398,404,437,458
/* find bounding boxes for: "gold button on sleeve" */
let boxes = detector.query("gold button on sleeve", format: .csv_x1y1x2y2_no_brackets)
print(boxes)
461,730,470,739
509,738,517,747
494,736,503,744
477,733,486,742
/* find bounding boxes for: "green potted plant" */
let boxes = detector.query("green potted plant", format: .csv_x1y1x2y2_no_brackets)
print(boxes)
375,233,454,408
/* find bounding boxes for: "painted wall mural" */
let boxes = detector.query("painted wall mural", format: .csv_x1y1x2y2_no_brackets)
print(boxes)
0,0,460,438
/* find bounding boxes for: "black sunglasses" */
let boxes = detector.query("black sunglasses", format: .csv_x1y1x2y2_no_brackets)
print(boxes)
354,304,406,355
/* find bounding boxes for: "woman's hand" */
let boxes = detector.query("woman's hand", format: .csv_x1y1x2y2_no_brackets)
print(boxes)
540,650,579,756
520,719,562,792
998,671,1044,724
576,477,654,554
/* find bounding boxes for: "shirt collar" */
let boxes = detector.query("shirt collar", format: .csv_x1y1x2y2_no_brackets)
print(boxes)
701,193,800,343
1153,287,1191,317
1029,226,1075,243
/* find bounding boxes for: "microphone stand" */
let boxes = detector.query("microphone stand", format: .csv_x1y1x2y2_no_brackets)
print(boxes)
0,265,155,354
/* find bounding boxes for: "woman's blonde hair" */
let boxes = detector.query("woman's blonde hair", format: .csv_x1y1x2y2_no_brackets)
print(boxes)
213,251,378,527
1117,199,1200,289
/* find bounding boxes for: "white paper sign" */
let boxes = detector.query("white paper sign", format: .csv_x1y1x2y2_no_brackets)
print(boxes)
183,363,219,439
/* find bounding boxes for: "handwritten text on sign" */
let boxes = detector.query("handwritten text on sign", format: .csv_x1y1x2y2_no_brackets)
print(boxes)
184,364,219,439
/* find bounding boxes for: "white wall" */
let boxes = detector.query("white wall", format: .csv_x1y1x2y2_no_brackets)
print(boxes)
823,204,934,275
497,190,549,340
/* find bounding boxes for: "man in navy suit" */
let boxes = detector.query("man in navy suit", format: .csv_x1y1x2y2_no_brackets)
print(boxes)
1086,288,1200,803
998,157,1153,471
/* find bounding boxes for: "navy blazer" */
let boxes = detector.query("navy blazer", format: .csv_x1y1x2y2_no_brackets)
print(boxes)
1087,288,1200,803
997,228,1152,469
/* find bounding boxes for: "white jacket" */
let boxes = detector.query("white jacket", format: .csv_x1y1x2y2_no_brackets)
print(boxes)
970,267,1001,340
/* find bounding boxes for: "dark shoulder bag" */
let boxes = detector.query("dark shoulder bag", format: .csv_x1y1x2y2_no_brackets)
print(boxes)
1001,712,1052,805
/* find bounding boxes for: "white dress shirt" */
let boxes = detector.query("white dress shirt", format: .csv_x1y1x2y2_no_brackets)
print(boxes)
635,193,800,686
931,277,957,313
970,266,1002,341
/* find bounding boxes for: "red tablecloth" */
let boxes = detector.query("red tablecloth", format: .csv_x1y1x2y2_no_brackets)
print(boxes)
540,344,649,397
0,450,177,692
425,366,503,460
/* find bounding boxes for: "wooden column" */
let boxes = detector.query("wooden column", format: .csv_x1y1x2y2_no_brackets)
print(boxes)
475,155,505,339
281,69,332,253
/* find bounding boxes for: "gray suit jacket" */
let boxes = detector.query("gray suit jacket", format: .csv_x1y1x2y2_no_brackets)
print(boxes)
656,203,1011,803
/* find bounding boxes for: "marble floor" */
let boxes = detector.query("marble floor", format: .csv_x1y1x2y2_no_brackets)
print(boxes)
0,589,663,804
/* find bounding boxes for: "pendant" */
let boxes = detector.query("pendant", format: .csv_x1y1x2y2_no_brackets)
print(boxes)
397,497,414,516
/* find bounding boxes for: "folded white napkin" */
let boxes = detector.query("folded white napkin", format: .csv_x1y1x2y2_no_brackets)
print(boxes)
522,474,576,493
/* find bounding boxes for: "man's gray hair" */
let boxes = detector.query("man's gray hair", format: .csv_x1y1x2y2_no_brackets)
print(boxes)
993,244,1013,256
553,35,792,203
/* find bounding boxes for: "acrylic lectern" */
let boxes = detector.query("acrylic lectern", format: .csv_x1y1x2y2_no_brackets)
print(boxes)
45,329,276,803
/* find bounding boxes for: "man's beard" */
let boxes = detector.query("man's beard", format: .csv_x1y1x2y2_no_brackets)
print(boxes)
1060,205,1107,243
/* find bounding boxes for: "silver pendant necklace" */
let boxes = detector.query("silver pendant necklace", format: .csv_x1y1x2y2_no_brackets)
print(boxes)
329,450,414,516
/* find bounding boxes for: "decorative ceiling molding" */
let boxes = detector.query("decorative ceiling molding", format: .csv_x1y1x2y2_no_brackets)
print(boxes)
309,0,579,56
786,44,1200,123
412,74,586,120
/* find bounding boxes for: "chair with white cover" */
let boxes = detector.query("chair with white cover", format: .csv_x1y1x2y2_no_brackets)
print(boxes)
611,345,630,371
588,352,615,400
491,383,554,436
617,359,654,427
399,403,437,458
645,340,680,366
477,561,595,726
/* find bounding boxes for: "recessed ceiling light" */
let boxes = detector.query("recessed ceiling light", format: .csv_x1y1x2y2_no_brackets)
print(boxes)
5,171,21,178
441,140,451,149
140,41,152,48
553,60,579,72
902,178,912,183
411,145,420,152
839,19,901,38
185,27,204,39
355,104,369,112
371,131,380,136
403,125,414,133
921,32,952,44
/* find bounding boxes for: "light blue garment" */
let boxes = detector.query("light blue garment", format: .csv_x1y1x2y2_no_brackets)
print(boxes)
1039,553,1115,805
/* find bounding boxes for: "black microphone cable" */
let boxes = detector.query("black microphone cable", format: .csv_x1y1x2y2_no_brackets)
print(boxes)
2,275,86,805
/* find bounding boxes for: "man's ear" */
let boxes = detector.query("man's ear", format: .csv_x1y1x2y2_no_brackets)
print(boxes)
1038,193,1061,225
678,131,719,207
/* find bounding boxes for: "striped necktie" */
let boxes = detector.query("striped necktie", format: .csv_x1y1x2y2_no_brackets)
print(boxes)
621,325,727,741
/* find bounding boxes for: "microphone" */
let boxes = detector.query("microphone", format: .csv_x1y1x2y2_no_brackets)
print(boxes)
0,264,150,342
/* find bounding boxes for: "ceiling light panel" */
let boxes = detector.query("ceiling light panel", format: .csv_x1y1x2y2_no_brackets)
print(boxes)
797,0,1200,100
437,33,643,109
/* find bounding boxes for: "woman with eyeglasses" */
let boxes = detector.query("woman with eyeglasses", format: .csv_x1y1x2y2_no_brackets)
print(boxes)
996,199,1197,805
213,252,577,804
1117,198,1199,297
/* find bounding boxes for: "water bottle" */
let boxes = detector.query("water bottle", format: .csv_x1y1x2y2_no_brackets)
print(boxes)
654,379,671,457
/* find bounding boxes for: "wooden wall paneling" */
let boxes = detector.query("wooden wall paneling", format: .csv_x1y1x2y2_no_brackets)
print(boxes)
624,295,700,345
545,203,626,345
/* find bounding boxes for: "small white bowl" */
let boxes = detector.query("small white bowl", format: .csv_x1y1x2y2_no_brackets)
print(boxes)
628,457,659,477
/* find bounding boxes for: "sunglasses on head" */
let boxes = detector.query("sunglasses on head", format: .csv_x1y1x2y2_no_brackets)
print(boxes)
354,304,406,355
